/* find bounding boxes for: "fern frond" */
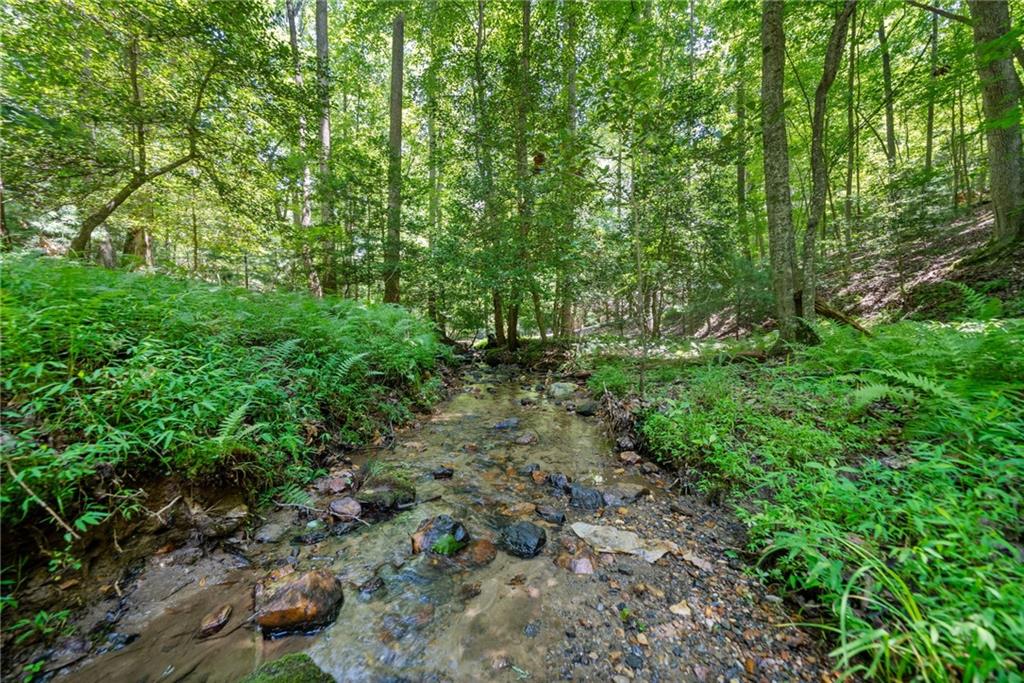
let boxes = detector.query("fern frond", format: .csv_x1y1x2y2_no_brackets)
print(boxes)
217,402,249,441
850,382,917,412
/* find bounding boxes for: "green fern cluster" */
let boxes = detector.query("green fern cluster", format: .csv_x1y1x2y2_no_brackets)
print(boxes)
597,316,1024,680
0,256,446,550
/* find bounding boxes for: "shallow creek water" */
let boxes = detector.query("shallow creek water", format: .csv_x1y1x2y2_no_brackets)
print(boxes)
64,366,644,682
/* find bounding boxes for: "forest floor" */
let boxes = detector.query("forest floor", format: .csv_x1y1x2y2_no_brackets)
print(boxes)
822,204,1024,320
6,364,840,683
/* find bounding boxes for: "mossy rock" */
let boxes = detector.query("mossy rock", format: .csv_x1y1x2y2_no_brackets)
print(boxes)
240,654,332,683
355,472,415,511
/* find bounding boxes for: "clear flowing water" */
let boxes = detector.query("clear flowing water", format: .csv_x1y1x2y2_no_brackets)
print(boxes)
65,366,639,682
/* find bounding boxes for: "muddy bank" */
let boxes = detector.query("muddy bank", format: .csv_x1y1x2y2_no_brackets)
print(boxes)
8,364,839,682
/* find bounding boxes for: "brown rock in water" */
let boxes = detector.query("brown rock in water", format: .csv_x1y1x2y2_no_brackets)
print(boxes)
328,496,362,520
255,570,343,634
198,604,232,638
501,502,536,518
618,451,641,465
196,503,248,538
514,431,538,445
530,470,547,485
315,474,353,495
460,539,497,568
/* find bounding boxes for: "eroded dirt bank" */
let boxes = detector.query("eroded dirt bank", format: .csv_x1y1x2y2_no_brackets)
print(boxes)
17,364,839,682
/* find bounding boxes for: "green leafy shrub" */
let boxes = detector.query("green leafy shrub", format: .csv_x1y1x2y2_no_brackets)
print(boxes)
0,256,446,543
595,318,1024,680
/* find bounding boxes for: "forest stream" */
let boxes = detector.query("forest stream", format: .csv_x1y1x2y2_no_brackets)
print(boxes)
47,365,835,683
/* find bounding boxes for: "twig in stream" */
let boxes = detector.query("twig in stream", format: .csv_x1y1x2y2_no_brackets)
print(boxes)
273,502,326,514
397,495,441,510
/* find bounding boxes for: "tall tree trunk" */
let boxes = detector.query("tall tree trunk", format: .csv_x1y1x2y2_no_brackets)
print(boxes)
493,291,506,347
509,0,532,350
879,17,897,168
803,1,857,325
925,11,937,173
287,0,323,297
426,38,441,331
843,8,857,246
316,0,335,292
191,187,199,273
736,48,750,261
0,170,9,251
968,0,1024,242
558,0,579,337
760,0,798,342
384,11,404,303
472,0,503,342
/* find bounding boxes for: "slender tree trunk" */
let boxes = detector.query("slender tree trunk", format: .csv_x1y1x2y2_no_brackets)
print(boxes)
191,189,199,273
0,171,9,251
493,291,506,347
558,0,578,338
968,0,1023,242
879,18,897,168
803,1,857,324
508,0,532,350
287,0,323,297
472,0,503,342
426,47,441,330
844,9,858,246
316,0,335,292
384,11,404,303
736,48,750,261
761,0,798,342
925,12,938,173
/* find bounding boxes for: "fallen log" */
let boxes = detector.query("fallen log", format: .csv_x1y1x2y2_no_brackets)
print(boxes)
794,291,871,336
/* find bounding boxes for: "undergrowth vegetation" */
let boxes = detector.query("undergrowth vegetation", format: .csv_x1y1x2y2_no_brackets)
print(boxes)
588,305,1024,680
0,256,445,562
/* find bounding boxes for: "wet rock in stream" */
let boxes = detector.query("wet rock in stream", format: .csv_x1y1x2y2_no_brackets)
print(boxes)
195,503,248,539
569,483,604,510
517,463,540,476
410,514,470,555
547,382,577,400
492,417,520,430
602,483,650,507
574,399,599,417
546,472,571,492
254,522,290,544
430,466,454,479
255,570,344,635
355,478,416,511
328,496,362,520
500,521,547,558
536,505,566,524
197,604,232,638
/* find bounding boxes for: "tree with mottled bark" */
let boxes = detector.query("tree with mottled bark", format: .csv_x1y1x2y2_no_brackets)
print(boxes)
760,0,798,343
384,12,404,304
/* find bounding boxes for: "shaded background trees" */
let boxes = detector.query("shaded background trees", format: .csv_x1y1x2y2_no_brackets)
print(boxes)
3,0,1021,344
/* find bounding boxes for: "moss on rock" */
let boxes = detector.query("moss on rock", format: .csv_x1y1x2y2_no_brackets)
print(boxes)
240,654,332,683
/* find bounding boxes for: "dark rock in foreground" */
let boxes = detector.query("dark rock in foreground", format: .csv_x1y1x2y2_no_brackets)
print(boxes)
569,483,604,510
500,521,547,558
575,400,599,417
536,505,566,524
410,514,470,554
